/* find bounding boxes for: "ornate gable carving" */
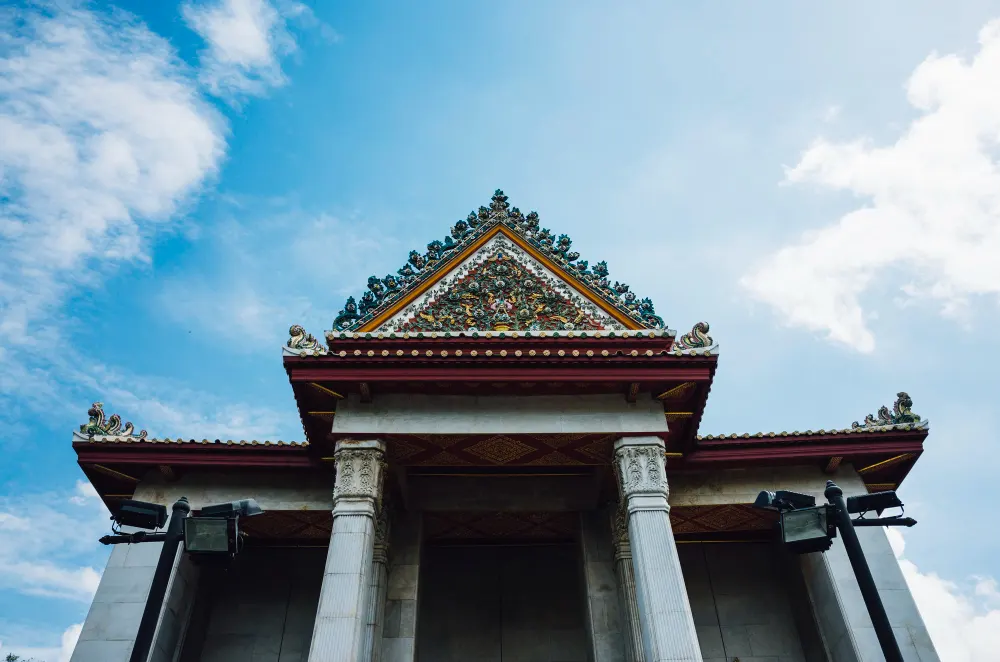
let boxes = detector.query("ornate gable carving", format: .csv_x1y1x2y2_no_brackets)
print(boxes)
331,190,666,331
382,234,623,332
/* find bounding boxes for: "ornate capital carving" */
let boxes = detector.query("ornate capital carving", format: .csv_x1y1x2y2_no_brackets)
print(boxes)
613,437,668,506
373,493,392,565
333,440,386,508
611,502,632,561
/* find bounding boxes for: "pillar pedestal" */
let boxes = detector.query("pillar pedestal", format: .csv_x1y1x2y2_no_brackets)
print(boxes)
613,436,702,662
308,439,386,662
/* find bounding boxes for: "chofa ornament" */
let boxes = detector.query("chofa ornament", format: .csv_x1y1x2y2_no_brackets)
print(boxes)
332,190,666,331
79,402,147,439
287,324,327,354
675,322,713,349
852,392,922,429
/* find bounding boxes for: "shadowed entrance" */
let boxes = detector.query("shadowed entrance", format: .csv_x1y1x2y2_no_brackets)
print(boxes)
416,543,589,662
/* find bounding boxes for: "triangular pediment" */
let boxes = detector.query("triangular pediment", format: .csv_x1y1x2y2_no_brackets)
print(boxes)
377,230,625,333
331,190,666,332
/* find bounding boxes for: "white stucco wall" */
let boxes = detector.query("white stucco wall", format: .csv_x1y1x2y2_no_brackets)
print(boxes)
71,469,332,662
668,464,937,662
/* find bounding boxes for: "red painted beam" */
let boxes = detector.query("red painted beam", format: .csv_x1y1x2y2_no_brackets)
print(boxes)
74,446,316,468
685,441,924,464
286,366,715,382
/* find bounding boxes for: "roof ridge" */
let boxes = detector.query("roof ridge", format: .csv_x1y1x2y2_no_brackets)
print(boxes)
331,189,666,331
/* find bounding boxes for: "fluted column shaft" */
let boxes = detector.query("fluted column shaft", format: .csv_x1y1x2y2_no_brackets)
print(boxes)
614,436,702,662
612,504,645,662
363,500,391,662
308,439,386,662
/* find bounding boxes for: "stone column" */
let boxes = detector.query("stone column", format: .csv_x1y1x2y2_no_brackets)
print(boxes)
363,497,391,662
613,436,702,662
308,439,386,662
611,503,645,662
579,507,626,662
381,511,422,662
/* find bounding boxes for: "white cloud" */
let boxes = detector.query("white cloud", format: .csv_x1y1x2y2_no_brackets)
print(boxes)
0,481,108,603
0,3,295,441
182,0,324,100
0,622,82,662
0,3,226,346
742,19,1000,352
888,529,1000,661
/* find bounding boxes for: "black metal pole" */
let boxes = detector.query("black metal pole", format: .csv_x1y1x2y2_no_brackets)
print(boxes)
129,497,190,662
825,481,903,662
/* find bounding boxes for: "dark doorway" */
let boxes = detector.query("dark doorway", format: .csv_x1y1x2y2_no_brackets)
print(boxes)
416,543,589,662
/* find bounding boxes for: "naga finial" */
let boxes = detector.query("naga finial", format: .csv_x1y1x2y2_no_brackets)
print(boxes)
287,324,327,354
676,322,712,349
79,402,147,439
852,392,922,429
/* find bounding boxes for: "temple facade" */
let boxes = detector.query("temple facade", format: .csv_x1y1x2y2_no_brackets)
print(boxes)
70,191,938,662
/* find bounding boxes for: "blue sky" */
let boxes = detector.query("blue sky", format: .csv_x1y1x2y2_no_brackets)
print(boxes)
3,1,1000,659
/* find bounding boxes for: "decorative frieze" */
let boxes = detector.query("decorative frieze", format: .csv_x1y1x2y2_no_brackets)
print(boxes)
332,189,667,331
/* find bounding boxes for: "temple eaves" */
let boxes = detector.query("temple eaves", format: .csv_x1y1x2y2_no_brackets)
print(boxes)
330,190,668,333
697,392,928,439
72,392,926,446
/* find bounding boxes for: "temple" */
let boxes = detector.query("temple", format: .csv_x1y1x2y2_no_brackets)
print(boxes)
70,191,938,662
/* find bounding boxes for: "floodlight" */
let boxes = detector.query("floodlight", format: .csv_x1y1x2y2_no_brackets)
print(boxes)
846,491,902,516
753,490,816,512
184,517,238,554
780,505,836,554
198,498,264,519
113,500,168,530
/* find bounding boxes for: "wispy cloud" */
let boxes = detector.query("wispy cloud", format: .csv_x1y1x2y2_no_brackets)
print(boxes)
0,482,98,661
182,0,332,101
0,3,226,346
0,3,297,443
0,481,106,602
0,623,82,662
742,19,1000,352
888,529,1000,660
157,207,397,350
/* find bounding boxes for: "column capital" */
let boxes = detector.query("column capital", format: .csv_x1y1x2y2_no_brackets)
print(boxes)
611,502,632,561
333,439,386,515
373,496,391,565
613,436,668,513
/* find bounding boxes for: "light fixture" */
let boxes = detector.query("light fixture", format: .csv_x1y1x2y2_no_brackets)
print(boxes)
183,498,264,555
752,489,816,512
779,506,836,553
184,517,237,554
113,499,168,530
846,491,903,516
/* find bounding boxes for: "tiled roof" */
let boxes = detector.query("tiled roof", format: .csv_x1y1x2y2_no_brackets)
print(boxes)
698,393,928,441
71,430,307,446
283,323,719,358
697,421,928,441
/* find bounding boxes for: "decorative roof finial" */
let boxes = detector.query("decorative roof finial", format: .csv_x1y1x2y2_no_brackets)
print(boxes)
852,392,922,429
287,324,327,355
675,322,712,349
80,402,147,439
